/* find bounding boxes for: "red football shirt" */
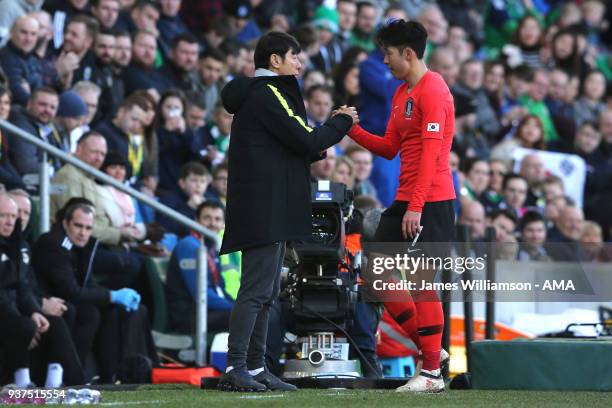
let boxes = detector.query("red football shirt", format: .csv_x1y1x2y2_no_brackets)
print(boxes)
349,70,455,212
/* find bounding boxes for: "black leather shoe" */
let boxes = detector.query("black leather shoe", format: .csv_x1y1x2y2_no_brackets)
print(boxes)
217,370,267,392
253,370,297,391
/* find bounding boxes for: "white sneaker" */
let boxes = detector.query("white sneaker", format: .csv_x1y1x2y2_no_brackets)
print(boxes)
396,371,445,393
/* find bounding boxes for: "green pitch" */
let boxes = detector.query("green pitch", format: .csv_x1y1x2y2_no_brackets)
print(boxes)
100,384,611,407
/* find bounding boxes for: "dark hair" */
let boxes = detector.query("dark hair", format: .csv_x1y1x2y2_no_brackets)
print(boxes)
292,24,318,49
515,114,545,150
518,210,545,232
64,203,95,223
68,14,99,40
502,173,527,191
76,130,105,145
206,16,232,38
212,162,228,177
463,158,488,175
114,29,131,39
92,0,120,6
306,84,333,101
31,86,58,100
180,161,209,179
376,19,427,59
580,69,606,97
357,1,376,13
254,31,301,69
507,64,534,82
489,208,518,225
56,197,95,223
184,90,206,111
332,61,359,105
96,27,116,39
512,14,543,49
219,39,244,58
0,85,11,101
158,88,186,115
132,0,160,13
119,93,150,111
196,200,225,219
199,46,226,63
171,32,198,49
578,120,599,132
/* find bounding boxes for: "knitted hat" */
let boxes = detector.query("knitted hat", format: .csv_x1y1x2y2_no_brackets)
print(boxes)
57,90,87,118
312,6,340,34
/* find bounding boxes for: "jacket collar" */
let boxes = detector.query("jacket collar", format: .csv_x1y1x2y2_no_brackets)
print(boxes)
254,68,278,77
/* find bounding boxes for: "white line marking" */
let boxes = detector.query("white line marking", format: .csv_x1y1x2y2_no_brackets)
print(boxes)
238,394,287,399
100,400,162,406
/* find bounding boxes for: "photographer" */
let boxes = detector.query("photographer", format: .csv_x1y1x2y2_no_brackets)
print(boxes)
218,31,357,392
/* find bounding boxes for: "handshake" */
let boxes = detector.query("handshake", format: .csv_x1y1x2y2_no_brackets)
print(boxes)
332,105,359,126
110,288,141,312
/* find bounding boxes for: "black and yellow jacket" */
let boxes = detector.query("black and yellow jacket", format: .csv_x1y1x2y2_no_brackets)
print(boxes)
220,73,352,254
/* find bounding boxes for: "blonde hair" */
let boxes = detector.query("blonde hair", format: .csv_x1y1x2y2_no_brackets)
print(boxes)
581,221,602,239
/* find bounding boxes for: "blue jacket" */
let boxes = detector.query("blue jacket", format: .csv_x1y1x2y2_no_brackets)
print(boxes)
166,234,233,332
358,49,402,207
157,14,189,58
122,63,171,96
0,41,44,105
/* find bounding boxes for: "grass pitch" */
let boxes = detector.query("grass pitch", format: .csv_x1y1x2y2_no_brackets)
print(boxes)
99,384,611,407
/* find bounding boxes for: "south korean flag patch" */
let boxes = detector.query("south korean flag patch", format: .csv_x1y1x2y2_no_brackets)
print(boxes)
427,122,440,132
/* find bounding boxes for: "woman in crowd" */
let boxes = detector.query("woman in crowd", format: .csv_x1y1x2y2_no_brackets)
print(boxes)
491,115,547,163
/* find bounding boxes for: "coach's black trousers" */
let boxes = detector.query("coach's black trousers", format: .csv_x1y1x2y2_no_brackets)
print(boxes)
227,241,285,371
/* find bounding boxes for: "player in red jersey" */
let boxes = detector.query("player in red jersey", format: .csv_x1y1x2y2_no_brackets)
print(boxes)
346,20,455,393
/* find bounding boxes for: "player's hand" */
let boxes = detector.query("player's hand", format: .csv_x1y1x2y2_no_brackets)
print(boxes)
333,105,359,125
402,210,421,240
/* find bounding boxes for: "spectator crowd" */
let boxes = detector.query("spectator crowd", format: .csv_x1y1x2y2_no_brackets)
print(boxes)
0,0,611,388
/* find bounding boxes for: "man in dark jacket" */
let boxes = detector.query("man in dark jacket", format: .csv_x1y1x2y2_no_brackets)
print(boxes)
0,193,83,387
217,31,357,392
0,15,44,105
7,87,66,183
32,200,145,383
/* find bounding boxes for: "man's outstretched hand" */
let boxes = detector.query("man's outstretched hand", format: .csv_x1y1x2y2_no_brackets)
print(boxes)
332,105,359,126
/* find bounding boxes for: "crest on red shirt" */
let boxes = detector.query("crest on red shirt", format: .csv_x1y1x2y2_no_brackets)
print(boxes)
404,98,414,118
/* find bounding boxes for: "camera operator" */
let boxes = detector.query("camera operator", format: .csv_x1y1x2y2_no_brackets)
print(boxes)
218,31,358,392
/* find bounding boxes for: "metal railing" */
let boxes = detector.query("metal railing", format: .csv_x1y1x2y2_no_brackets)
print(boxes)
0,119,216,366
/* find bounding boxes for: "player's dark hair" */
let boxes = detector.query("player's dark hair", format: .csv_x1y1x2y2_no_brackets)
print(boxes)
376,19,427,59
254,31,301,70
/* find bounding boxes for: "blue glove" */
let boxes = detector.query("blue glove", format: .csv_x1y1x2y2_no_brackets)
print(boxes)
110,288,141,312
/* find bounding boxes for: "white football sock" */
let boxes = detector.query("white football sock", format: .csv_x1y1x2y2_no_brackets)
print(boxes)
45,363,63,388
14,368,31,387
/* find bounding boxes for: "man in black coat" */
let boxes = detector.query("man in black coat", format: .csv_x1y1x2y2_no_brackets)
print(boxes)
217,31,357,392
0,194,84,387
7,87,67,183
32,200,146,383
